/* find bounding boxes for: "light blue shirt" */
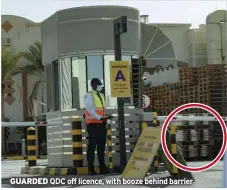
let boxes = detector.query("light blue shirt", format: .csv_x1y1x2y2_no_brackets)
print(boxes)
83,91,102,120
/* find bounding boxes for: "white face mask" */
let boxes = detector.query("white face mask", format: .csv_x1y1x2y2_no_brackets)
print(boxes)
96,85,103,92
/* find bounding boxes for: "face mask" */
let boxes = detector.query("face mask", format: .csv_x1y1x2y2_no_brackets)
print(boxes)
96,85,103,92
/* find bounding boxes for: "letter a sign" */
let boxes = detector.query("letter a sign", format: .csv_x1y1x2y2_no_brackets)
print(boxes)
110,61,131,97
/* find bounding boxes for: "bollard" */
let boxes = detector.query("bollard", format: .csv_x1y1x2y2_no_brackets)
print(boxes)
72,120,83,167
22,139,26,157
27,127,36,166
152,153,159,173
107,121,113,173
153,112,158,127
141,122,148,131
170,125,178,178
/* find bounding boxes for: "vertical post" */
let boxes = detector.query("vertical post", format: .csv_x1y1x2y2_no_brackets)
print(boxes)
153,112,158,127
107,121,113,173
72,120,83,168
27,127,36,166
152,112,159,173
223,152,227,188
170,125,178,178
33,100,39,156
113,19,127,172
22,139,26,157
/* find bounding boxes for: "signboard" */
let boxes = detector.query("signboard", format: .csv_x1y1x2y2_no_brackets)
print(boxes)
143,95,150,108
110,61,131,97
121,127,162,179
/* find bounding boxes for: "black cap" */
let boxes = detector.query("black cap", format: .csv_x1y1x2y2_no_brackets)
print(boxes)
91,78,102,86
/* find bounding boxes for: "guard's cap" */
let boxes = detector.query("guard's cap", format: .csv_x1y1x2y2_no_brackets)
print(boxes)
91,78,102,86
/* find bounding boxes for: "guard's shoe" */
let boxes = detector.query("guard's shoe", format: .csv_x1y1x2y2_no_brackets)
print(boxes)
88,170,97,175
99,166,109,174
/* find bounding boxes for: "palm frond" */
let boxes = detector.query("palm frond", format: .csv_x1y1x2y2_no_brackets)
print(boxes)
2,46,23,82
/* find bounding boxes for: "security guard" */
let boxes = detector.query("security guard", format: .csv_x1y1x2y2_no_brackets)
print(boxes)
83,78,113,175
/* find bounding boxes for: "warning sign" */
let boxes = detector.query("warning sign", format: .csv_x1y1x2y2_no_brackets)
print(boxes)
109,61,131,97
121,127,162,179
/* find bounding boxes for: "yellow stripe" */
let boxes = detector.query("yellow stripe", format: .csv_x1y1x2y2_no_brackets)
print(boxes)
72,118,81,122
171,144,177,154
76,167,88,174
153,112,158,117
142,122,148,129
108,141,112,146
170,125,177,134
39,168,45,176
107,130,112,136
49,168,56,176
72,129,82,135
173,166,178,173
60,168,68,175
28,156,36,160
108,152,113,157
153,119,157,124
154,160,159,167
8,156,25,160
27,146,36,150
72,154,83,160
72,142,82,147
27,135,36,140
109,162,113,168
29,168,34,175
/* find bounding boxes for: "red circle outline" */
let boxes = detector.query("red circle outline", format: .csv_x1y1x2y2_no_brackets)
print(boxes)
161,103,227,172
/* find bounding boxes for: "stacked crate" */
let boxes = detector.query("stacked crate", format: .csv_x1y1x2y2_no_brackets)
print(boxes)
198,64,227,116
179,67,199,114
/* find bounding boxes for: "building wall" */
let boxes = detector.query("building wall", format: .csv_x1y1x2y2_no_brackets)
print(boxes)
2,15,43,123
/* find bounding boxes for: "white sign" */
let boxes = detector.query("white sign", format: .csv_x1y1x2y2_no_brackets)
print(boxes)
142,95,150,108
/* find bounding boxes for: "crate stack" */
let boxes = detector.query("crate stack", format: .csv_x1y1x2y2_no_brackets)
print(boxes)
198,64,227,116
179,67,199,114
176,118,214,161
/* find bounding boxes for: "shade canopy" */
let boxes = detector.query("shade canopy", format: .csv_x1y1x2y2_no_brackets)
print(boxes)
141,23,177,74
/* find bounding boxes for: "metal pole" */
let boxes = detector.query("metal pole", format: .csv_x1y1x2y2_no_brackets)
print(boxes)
33,100,39,156
114,23,127,172
22,139,26,157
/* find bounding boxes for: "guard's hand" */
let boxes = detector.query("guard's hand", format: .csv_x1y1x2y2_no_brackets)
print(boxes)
106,116,114,120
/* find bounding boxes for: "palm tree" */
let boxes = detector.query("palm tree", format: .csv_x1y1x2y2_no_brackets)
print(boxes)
1,46,23,154
22,41,45,118
2,46,23,119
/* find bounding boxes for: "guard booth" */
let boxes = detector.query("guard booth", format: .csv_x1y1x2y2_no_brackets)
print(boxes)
41,6,177,168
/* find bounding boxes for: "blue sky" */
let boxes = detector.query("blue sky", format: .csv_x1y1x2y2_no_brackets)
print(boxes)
1,0,227,28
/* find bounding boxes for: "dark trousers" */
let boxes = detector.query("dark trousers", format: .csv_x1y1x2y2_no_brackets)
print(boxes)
87,123,107,170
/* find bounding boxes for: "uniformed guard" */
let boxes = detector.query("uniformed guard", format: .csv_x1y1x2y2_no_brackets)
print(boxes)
83,78,113,175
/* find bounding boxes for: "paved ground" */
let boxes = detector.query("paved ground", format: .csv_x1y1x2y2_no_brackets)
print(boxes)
1,160,224,188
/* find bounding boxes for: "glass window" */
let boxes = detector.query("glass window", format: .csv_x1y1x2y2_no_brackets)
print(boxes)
72,57,87,109
61,58,72,109
53,60,59,111
104,55,133,107
45,64,53,111
104,55,117,107
86,56,104,92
